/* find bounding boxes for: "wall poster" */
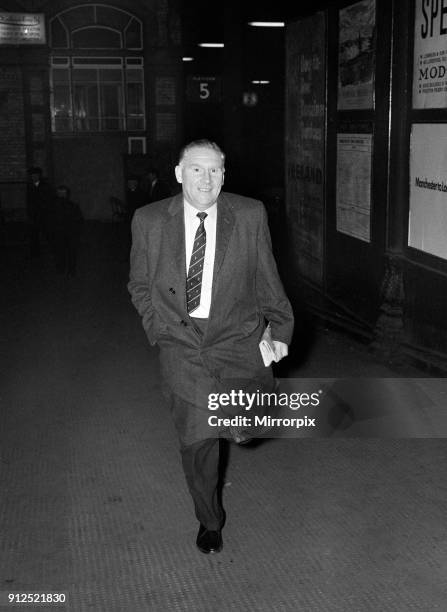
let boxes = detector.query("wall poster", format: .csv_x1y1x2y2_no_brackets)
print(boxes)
338,0,376,110
285,12,326,286
155,77,176,106
156,112,176,142
409,123,447,260
0,13,45,45
336,132,372,242
413,0,447,108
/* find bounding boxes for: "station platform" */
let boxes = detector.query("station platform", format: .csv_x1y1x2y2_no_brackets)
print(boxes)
1,224,446,611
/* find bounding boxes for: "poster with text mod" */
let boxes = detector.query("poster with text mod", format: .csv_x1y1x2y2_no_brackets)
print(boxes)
409,123,447,260
413,0,447,108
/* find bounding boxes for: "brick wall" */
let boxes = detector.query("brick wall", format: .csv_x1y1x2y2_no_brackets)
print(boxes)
0,66,26,182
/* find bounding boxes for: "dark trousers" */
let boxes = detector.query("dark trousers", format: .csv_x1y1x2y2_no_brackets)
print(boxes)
180,437,224,530
176,316,225,530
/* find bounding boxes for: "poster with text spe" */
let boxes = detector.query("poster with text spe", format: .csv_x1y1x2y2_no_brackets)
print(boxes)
285,12,326,286
338,0,376,110
413,0,447,108
409,124,447,260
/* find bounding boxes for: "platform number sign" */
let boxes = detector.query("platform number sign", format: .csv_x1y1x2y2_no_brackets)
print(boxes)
187,76,221,103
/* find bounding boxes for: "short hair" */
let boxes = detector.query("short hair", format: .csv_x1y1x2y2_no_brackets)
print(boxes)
178,139,225,165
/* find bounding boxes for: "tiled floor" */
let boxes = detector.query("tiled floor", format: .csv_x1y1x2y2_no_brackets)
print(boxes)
1,226,446,611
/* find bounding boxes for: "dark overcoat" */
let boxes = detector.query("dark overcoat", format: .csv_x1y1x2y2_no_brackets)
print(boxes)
128,192,294,445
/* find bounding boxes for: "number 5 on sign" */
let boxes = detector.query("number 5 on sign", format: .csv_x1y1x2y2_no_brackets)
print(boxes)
186,76,221,103
199,82,210,99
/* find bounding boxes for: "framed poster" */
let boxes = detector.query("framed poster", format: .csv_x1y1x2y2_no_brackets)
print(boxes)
409,123,447,260
186,76,222,104
413,0,447,108
155,77,176,106
0,13,45,45
155,112,176,142
336,132,372,242
285,12,326,286
338,0,376,110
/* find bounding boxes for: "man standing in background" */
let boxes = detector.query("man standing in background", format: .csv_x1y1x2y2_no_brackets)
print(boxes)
26,166,53,258
144,167,171,203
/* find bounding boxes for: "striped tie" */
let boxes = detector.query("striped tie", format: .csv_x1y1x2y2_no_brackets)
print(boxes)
186,212,207,314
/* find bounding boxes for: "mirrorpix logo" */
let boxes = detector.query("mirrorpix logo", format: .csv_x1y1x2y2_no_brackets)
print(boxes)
207,389,323,430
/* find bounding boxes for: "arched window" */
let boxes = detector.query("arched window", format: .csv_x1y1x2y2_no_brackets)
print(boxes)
72,27,122,49
49,5,145,133
49,4,142,50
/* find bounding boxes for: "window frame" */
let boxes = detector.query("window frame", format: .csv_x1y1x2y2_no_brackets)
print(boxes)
50,56,146,134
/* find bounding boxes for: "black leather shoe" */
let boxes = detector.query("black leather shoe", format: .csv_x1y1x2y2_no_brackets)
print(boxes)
196,524,223,554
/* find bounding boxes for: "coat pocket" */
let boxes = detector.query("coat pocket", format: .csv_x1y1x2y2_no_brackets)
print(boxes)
240,313,263,338
152,310,169,341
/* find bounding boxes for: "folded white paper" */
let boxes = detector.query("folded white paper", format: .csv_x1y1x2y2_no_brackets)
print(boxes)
259,324,278,367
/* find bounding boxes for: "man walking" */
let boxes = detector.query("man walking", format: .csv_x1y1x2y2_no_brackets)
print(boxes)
128,140,293,554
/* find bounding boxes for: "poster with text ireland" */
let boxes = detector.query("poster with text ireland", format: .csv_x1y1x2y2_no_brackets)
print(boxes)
338,0,376,110
286,12,326,285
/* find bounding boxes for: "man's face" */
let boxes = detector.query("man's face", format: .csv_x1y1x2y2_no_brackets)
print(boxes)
175,146,224,210
30,172,40,184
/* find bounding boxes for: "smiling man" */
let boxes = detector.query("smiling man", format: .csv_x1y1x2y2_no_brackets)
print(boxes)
128,139,294,554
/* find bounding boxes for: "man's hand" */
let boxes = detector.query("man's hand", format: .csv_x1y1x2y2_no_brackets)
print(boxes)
272,340,288,362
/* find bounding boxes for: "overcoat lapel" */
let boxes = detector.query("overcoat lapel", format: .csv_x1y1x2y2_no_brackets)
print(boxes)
208,194,235,326
164,194,187,310
213,193,235,279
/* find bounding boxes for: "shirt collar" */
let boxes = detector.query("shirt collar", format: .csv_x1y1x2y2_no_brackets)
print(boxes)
184,199,217,222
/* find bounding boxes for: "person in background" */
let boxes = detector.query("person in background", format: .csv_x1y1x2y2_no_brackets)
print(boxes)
125,175,147,220
52,185,83,277
26,167,54,257
144,167,171,203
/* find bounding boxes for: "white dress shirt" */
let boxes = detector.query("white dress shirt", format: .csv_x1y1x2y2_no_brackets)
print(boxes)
184,200,217,318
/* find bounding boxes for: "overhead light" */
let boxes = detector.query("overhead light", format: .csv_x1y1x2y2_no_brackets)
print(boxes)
182,57,194,62
251,80,270,84
248,21,285,28
198,43,224,48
